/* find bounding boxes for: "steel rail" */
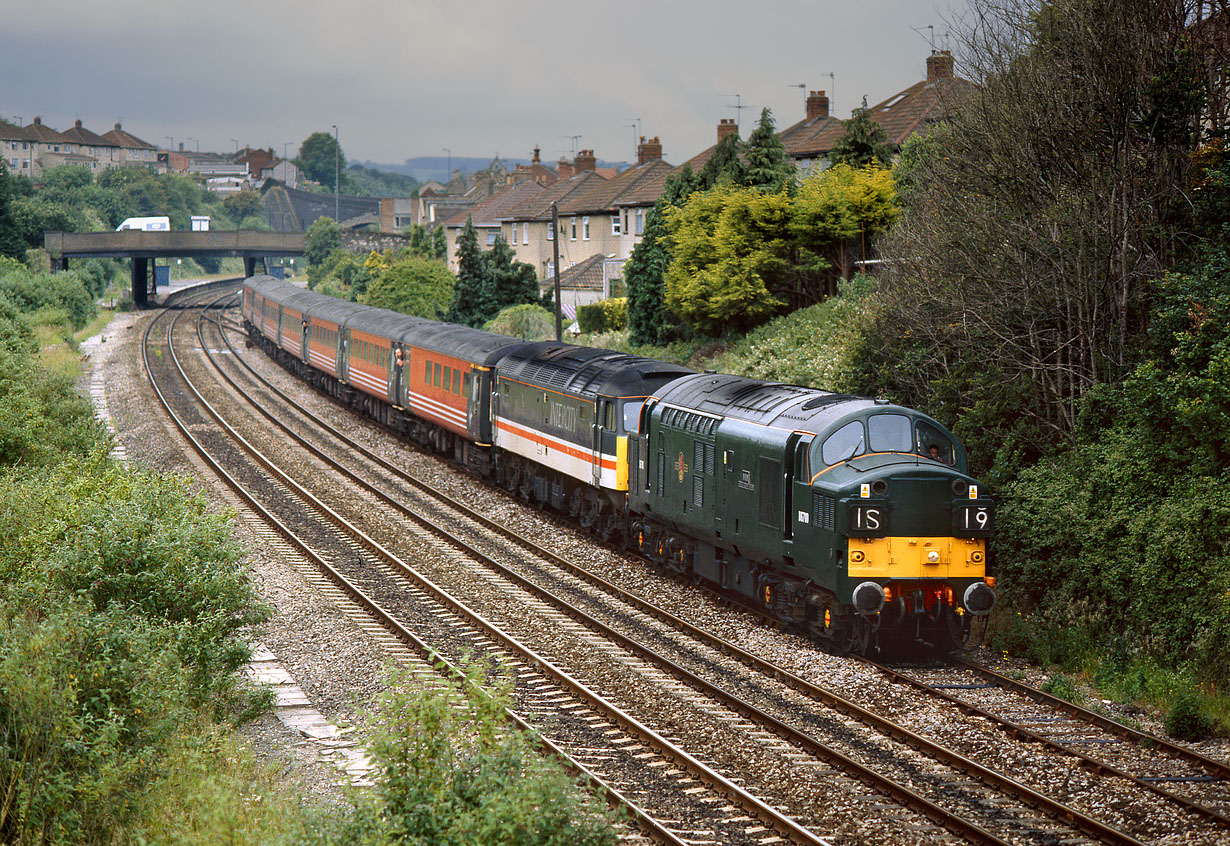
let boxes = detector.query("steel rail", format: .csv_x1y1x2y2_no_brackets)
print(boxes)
210,302,1156,846
140,294,689,846
865,659,1230,828
167,296,828,846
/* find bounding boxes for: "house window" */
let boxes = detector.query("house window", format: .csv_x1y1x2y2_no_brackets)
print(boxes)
582,216,590,240
570,217,577,240
635,208,645,235
547,222,554,241
486,230,497,246
611,213,620,235
522,222,529,244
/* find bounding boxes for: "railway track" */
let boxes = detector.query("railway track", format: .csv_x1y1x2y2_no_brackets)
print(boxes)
178,291,1228,845
128,286,1230,845
150,291,839,844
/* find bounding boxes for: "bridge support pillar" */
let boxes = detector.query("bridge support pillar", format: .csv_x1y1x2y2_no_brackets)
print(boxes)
131,258,149,308
243,256,270,278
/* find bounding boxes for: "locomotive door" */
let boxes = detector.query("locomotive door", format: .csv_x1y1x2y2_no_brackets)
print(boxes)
786,434,813,542
591,400,606,486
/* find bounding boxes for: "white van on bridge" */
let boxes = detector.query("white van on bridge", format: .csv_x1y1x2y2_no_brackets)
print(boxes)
116,216,170,231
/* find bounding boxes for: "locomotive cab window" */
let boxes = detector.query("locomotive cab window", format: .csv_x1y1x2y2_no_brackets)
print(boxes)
868,413,912,453
916,420,955,464
819,420,865,466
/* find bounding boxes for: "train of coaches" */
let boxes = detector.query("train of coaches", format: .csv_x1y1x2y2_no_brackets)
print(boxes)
242,275,996,653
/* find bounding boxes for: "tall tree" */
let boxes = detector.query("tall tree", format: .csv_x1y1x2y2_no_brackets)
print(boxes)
626,168,699,345
448,217,486,326
855,0,1204,464
742,107,795,192
432,225,448,260
0,165,28,261
697,132,745,189
829,96,894,168
480,238,539,321
296,132,346,186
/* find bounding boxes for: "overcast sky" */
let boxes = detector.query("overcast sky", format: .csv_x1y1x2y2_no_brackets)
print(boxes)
5,0,970,168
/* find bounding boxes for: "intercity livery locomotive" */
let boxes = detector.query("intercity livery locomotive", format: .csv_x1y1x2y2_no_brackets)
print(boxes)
242,275,996,652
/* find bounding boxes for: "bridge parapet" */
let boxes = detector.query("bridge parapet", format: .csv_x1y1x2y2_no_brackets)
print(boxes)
45,230,306,260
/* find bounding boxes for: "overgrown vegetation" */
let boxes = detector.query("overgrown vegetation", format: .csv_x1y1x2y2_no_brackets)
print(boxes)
316,662,618,846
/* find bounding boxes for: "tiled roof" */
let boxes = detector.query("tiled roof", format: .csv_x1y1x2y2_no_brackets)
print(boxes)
866,76,977,146
0,119,29,142
557,252,610,290
23,117,70,143
60,120,115,148
777,114,845,159
101,123,155,150
561,158,675,214
441,180,545,229
499,170,608,222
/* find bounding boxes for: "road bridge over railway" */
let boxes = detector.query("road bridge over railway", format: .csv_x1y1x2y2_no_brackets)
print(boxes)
44,230,305,307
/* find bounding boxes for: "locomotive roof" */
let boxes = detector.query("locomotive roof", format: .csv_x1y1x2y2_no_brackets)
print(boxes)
498,341,694,398
653,372,885,433
406,322,536,365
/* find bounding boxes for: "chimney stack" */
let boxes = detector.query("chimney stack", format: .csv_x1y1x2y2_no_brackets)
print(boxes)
637,136,662,164
805,90,830,121
575,149,597,172
558,158,574,179
717,118,738,143
532,145,541,164
927,50,954,82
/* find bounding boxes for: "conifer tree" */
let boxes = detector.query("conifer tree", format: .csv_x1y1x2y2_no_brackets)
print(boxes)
830,97,894,168
479,238,539,323
626,168,699,345
448,217,485,326
0,164,25,261
697,132,744,189
742,107,794,192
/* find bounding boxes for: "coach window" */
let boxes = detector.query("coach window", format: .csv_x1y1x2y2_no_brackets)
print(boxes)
433,363,442,387
442,367,451,392
819,420,865,466
425,361,432,383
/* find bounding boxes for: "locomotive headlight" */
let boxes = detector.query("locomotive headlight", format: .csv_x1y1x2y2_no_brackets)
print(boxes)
971,551,985,564
927,549,940,564
963,582,996,616
852,581,886,614
850,549,866,563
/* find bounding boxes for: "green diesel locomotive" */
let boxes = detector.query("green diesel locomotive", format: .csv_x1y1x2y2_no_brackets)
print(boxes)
628,373,995,653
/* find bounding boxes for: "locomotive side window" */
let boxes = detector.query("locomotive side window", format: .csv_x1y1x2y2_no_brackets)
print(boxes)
868,414,912,453
916,420,955,464
820,420,865,465
622,400,644,434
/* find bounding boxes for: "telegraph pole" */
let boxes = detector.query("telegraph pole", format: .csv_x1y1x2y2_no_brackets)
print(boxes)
552,201,562,341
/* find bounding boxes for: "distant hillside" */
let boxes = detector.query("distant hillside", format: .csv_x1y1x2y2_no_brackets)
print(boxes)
361,155,631,184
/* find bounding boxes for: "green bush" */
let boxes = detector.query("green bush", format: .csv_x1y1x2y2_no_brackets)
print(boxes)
1165,692,1219,741
0,263,95,330
339,661,618,846
484,303,557,340
0,455,272,844
576,301,607,334
711,274,876,389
